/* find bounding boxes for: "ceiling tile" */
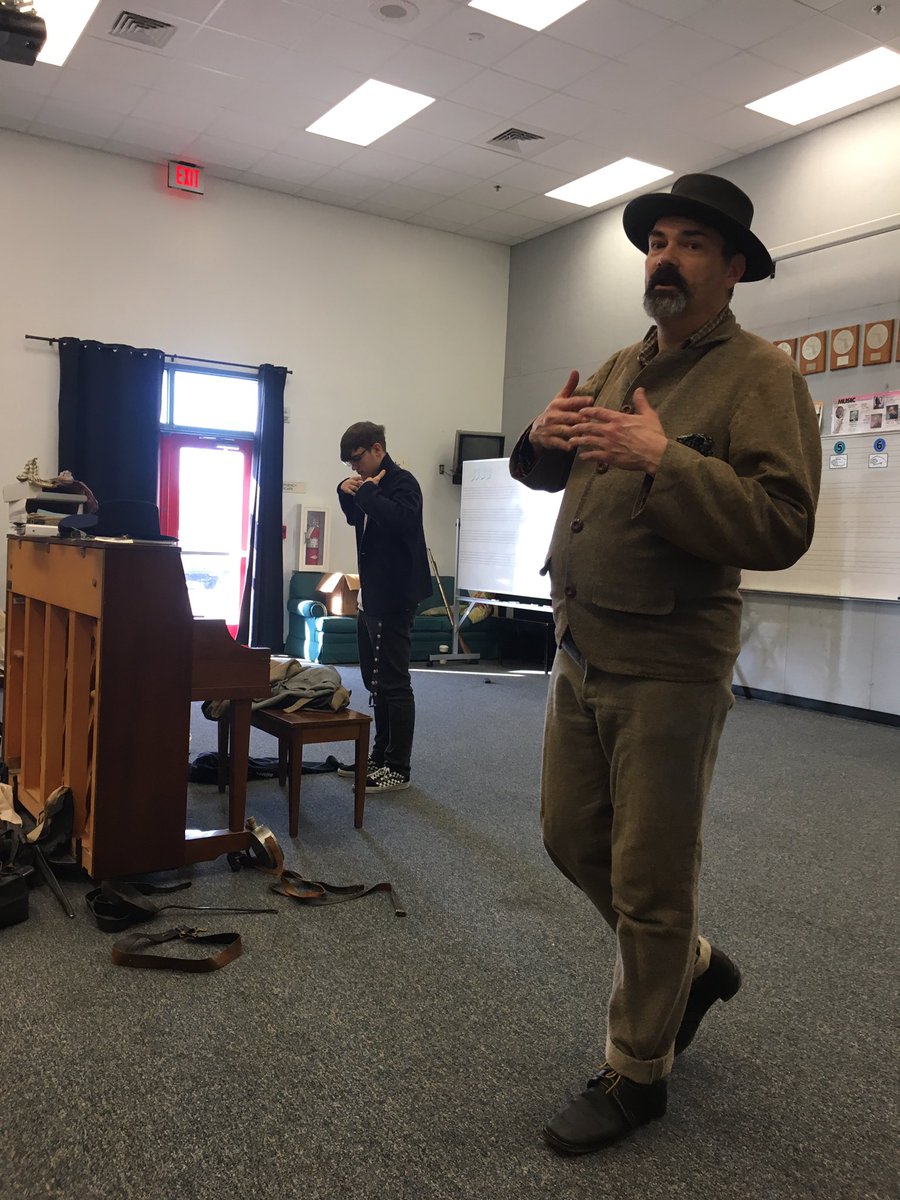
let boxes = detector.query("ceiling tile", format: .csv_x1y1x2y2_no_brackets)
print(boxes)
447,69,552,118
131,89,222,132
28,123,110,151
617,24,739,80
564,57,667,115
258,51,367,107
49,69,146,116
407,212,465,233
111,114,198,152
827,0,900,40
517,91,613,136
0,60,59,97
491,36,607,90
172,28,292,79
141,0,223,20
205,110,298,150
404,99,501,142
413,6,535,64
549,0,672,56
64,36,169,89
237,172,304,195
35,97,124,139
401,163,484,196
681,0,810,49
0,83,44,122
363,182,445,213
454,180,536,210
477,157,574,193
226,81,337,128
687,103,786,150
152,60,249,107
467,210,545,238
690,51,804,105
319,0,461,41
372,124,463,165
432,142,515,179
207,0,323,47
180,132,268,170
337,146,423,181
750,13,877,74
276,127,359,167
288,14,405,74
530,137,622,174
243,150,331,185
507,193,583,221
0,114,33,133
623,0,710,15
301,166,390,200
377,42,484,95
419,196,498,224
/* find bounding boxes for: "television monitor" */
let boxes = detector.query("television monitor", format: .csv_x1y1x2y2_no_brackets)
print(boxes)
452,430,505,484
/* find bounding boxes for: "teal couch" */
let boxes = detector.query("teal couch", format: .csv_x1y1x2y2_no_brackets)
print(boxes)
284,571,505,665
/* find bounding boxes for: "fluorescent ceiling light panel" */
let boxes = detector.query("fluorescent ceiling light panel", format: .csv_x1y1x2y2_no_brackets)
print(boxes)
746,47,900,125
546,158,673,208
306,80,434,146
36,0,102,67
467,1,589,32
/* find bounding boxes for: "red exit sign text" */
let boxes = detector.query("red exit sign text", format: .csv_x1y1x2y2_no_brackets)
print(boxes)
167,161,204,194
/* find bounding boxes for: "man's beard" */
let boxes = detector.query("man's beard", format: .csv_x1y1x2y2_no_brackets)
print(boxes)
643,265,690,320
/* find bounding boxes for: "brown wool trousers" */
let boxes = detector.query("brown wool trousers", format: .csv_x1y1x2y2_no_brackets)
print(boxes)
542,648,734,1083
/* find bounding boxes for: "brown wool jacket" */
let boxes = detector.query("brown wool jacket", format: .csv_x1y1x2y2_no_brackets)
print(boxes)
510,312,822,682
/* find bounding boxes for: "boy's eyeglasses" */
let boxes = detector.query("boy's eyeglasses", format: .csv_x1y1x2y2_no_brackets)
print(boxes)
345,450,366,466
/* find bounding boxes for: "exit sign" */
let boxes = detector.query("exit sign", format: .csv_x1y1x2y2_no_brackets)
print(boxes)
167,161,203,194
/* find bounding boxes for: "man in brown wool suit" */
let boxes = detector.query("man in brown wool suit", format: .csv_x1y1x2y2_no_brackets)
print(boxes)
510,174,822,1155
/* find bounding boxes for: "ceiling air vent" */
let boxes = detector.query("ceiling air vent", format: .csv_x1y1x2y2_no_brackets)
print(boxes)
489,128,545,151
109,11,177,49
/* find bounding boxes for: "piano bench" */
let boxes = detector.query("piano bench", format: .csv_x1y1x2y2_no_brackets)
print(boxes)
236,707,372,837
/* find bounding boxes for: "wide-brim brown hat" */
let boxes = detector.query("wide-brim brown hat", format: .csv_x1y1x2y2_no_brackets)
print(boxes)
623,173,773,282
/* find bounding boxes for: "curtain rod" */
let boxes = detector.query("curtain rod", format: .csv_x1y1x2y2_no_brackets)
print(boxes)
24,335,292,375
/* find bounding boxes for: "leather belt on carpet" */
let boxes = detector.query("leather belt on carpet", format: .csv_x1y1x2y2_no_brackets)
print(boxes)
111,927,243,972
86,879,277,932
271,871,406,917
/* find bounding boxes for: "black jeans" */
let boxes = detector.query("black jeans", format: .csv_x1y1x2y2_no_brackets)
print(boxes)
356,609,416,777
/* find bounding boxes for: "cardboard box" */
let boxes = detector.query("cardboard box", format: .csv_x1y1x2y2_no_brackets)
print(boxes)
317,571,360,616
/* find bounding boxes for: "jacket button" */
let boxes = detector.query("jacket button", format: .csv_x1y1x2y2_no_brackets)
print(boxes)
595,463,609,475
621,401,635,414
570,518,583,532
564,584,576,598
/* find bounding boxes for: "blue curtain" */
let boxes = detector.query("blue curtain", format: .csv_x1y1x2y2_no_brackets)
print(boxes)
238,363,287,651
57,339,164,505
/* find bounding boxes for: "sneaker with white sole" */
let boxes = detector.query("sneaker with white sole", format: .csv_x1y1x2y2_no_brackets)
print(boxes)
364,767,410,794
336,756,381,779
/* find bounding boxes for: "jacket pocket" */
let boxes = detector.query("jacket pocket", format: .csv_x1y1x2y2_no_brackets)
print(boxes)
592,579,675,615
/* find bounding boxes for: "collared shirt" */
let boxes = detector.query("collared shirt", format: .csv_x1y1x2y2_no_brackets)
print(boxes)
638,304,732,369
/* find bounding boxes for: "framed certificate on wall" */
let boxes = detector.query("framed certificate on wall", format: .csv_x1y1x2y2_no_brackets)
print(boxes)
861,320,894,365
798,332,826,375
773,338,797,361
829,325,859,370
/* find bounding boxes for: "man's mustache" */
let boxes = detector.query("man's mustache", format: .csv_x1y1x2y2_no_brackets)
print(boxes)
647,265,688,292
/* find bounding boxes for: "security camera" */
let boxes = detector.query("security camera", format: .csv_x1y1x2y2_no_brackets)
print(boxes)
0,2,47,66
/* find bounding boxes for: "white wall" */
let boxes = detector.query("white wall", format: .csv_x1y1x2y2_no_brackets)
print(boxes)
502,98,900,716
0,128,510,609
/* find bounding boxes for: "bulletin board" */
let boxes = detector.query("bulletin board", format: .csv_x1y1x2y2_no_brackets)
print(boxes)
737,226,900,602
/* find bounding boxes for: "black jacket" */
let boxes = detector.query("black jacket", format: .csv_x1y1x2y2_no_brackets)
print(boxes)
337,452,432,616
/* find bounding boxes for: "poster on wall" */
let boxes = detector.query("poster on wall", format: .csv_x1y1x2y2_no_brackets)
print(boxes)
299,505,329,571
862,319,895,365
830,390,900,436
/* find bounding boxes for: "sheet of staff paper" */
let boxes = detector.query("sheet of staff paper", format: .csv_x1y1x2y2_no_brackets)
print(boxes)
459,459,562,599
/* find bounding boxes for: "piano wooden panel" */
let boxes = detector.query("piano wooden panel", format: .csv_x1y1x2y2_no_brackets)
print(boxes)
4,536,270,878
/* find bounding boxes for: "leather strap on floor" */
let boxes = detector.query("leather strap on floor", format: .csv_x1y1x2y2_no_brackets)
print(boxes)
86,879,277,932
271,870,406,917
111,927,243,972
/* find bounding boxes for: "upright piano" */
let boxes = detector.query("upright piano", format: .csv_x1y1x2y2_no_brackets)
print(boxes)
3,535,271,878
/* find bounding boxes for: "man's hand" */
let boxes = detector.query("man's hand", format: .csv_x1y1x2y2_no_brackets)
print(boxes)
569,388,668,474
340,476,363,495
365,470,386,486
529,370,587,451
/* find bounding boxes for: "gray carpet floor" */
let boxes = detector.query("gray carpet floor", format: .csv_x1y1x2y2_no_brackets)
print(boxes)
1,662,897,1200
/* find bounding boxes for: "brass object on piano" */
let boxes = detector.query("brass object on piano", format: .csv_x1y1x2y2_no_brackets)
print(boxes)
3,535,270,878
